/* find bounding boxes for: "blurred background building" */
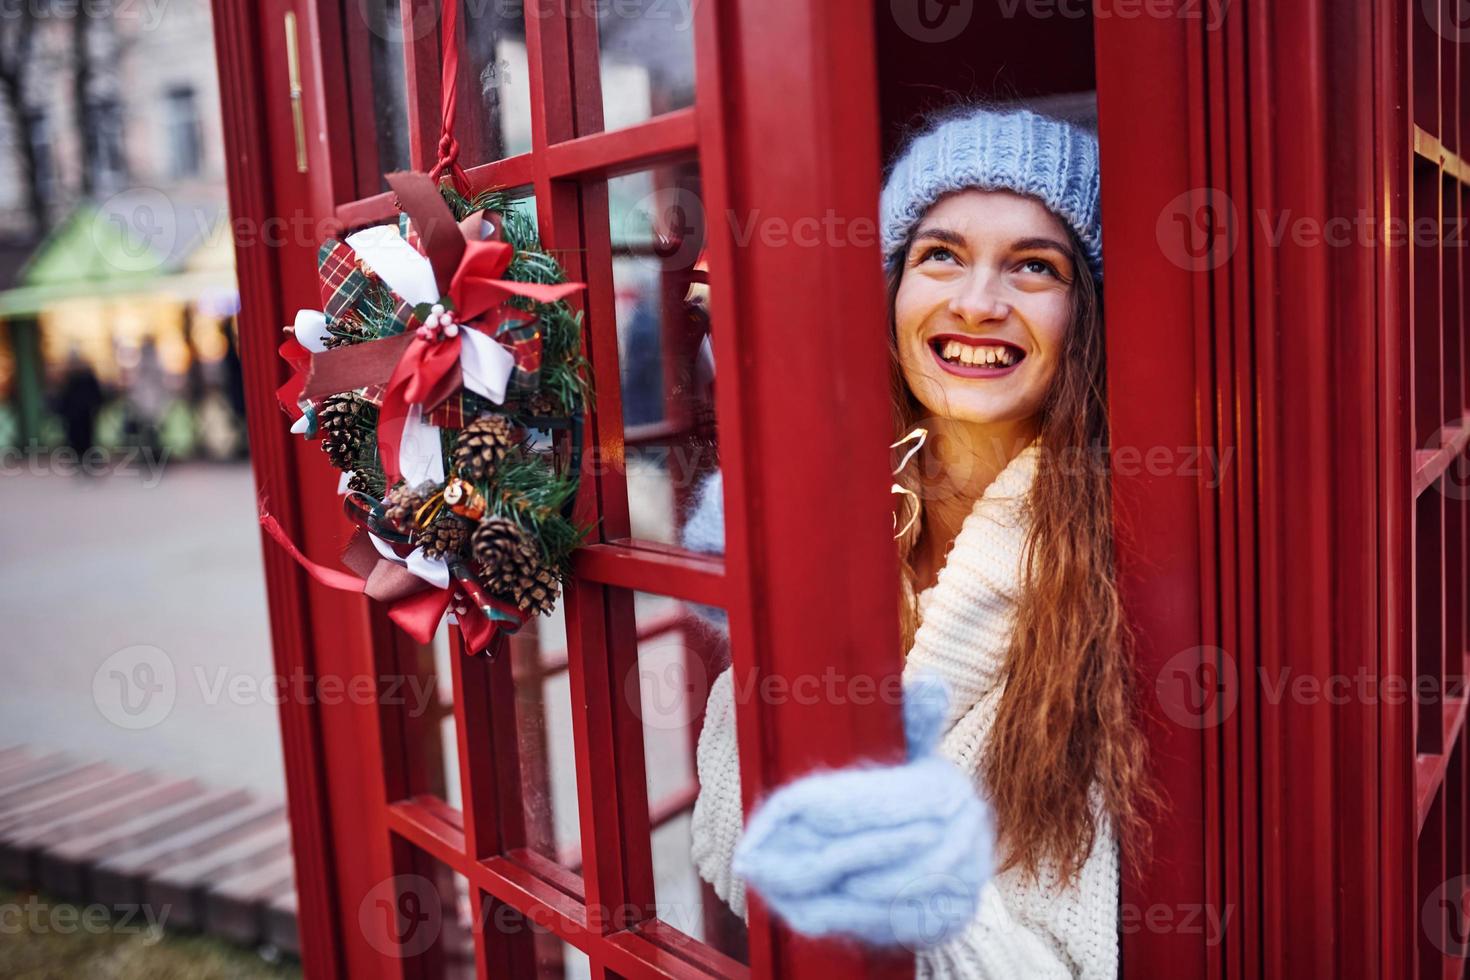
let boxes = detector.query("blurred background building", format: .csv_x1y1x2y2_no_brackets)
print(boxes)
0,0,241,459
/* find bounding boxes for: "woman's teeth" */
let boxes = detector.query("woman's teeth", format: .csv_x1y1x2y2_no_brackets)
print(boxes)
938,340,1019,367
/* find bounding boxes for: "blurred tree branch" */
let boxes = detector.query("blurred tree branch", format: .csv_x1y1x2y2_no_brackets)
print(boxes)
0,5,47,235
72,10,91,197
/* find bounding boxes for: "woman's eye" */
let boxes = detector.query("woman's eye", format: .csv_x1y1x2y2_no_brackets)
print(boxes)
919,245,956,264
1019,257,1058,277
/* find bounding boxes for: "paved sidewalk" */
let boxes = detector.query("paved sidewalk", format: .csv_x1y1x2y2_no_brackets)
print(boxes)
0,464,285,799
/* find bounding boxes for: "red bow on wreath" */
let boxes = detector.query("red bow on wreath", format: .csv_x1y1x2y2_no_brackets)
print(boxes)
283,171,583,484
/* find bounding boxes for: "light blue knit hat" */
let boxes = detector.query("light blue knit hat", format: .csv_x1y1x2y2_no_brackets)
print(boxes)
880,107,1103,279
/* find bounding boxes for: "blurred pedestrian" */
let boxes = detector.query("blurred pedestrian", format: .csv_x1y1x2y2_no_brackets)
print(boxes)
126,335,167,455
56,349,105,469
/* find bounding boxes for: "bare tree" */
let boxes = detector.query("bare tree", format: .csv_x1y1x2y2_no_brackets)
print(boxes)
72,10,91,197
0,7,47,235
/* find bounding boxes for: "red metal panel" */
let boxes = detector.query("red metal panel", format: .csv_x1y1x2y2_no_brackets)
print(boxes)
542,110,698,178
692,1,908,977
573,542,725,606
1099,2,1416,975
1093,12,1210,979
1214,8,1262,978
210,3,346,977
1382,4,1417,972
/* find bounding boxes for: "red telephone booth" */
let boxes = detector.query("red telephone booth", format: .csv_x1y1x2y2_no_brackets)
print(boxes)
210,1,1465,977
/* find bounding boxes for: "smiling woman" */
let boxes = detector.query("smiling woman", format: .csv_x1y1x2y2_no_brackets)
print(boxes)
680,106,1155,979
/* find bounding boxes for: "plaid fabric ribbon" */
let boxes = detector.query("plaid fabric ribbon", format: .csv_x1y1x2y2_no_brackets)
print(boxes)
317,239,372,322
358,383,467,429
496,319,542,394
390,298,420,336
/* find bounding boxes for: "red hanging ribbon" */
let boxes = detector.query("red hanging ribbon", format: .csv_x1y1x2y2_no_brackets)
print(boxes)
428,0,467,191
257,499,527,650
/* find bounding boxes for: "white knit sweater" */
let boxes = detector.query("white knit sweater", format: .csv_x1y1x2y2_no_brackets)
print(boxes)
688,444,1119,979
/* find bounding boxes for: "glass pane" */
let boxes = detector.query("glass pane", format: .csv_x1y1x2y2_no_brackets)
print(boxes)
628,591,747,963
497,189,576,867
362,0,412,184
532,931,592,979
596,0,695,132
508,605,582,868
607,161,721,549
462,0,533,161
431,620,462,810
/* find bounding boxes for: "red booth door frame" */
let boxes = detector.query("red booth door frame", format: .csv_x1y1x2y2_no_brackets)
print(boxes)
211,0,1427,977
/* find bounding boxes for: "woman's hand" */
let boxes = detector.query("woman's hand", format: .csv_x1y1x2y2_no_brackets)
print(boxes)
731,675,993,950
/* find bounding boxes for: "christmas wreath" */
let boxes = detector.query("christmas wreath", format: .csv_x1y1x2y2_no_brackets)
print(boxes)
261,171,590,653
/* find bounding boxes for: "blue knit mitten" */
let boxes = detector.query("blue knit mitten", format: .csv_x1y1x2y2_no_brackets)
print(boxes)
731,675,993,949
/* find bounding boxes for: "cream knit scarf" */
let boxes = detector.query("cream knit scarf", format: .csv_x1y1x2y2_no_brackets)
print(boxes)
902,440,1037,720
692,442,1120,978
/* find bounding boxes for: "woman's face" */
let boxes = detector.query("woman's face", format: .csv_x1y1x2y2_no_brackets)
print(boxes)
894,189,1076,429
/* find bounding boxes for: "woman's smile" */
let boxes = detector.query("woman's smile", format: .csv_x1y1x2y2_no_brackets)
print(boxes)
928,334,1027,378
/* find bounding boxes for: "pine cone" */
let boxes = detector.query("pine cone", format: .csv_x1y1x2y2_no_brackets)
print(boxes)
318,394,373,468
383,482,433,534
323,315,371,349
509,561,561,616
419,513,469,560
471,516,561,616
470,515,534,571
454,415,519,483
523,390,559,417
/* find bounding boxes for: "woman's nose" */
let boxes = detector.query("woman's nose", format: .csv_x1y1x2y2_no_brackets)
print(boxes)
946,270,1011,326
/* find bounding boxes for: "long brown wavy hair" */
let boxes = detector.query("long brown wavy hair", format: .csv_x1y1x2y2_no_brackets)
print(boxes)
887,216,1157,884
